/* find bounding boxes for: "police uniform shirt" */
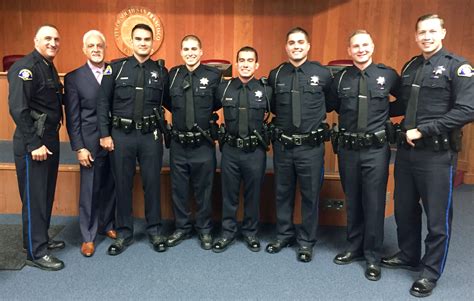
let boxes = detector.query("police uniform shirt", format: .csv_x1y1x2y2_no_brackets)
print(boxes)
167,64,222,131
268,60,332,134
396,48,474,136
217,77,271,136
8,49,63,152
97,56,169,137
327,63,399,133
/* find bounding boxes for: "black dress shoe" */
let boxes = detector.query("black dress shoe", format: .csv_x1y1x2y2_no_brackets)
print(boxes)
333,251,364,265
149,235,167,253
47,239,65,250
297,245,313,263
25,254,64,271
199,233,213,250
265,238,293,254
166,230,191,247
243,235,261,252
212,237,235,253
107,238,133,256
410,278,437,298
381,252,420,271
365,263,381,281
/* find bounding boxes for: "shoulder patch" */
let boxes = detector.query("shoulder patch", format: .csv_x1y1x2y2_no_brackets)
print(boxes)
18,69,33,81
457,64,472,77
104,65,112,75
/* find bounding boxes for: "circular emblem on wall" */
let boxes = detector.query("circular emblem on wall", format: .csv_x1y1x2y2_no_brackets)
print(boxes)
114,6,164,56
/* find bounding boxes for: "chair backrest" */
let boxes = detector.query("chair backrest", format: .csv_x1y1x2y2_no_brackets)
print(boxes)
201,59,232,78
327,59,353,66
3,55,25,71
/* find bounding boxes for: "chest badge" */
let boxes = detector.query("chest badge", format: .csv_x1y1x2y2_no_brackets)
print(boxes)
200,77,209,86
255,90,263,100
150,71,158,80
376,76,385,86
434,66,446,75
310,76,319,86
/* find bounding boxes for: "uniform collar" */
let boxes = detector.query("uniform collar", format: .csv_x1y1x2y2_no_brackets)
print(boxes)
128,55,153,68
32,49,52,67
236,77,258,90
424,47,448,66
287,60,313,75
350,62,376,77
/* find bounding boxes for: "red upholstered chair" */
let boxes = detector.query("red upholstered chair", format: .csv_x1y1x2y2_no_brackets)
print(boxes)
3,55,25,71
326,59,353,76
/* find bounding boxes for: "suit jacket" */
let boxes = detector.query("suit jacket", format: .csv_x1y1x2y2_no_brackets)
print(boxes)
64,63,107,158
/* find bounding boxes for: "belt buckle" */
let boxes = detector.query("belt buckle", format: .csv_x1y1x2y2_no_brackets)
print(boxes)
236,138,244,148
135,122,142,130
293,136,302,146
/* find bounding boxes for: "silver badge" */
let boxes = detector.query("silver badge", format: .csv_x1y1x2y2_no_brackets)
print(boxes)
376,76,385,86
150,71,158,79
255,90,263,100
310,76,319,85
434,66,446,75
200,77,209,86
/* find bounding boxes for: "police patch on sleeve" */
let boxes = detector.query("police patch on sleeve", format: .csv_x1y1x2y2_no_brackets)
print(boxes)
104,65,112,75
457,64,472,78
18,69,33,81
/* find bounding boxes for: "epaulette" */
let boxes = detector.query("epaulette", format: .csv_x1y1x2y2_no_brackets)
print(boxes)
308,60,324,67
376,63,396,72
445,52,468,64
110,57,128,66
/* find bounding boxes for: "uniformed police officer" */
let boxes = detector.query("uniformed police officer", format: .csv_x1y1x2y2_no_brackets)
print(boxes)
212,46,271,253
381,14,474,297
8,24,65,271
266,27,332,262
165,35,221,250
327,30,399,281
97,23,169,255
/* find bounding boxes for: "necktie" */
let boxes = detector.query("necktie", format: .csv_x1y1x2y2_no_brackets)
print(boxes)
404,62,425,130
95,70,103,84
185,72,195,130
291,68,301,128
133,64,145,123
238,84,249,138
356,70,369,133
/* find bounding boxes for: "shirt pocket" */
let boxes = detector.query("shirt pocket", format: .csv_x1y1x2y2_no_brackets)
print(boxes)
275,85,291,105
115,78,135,100
369,89,390,112
223,99,238,121
170,88,185,109
145,81,163,103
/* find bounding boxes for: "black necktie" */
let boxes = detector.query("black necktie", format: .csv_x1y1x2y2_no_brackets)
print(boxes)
185,72,195,130
404,62,425,130
357,70,368,133
238,84,249,138
291,68,301,128
133,63,145,123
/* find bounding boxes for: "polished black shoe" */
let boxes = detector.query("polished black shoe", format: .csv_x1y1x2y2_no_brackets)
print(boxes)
333,251,364,265
410,278,437,298
25,254,64,271
381,252,420,271
297,245,313,263
47,239,65,250
243,235,261,252
149,235,167,253
365,263,381,281
199,233,213,250
265,238,293,254
212,237,235,253
166,230,191,247
107,238,133,256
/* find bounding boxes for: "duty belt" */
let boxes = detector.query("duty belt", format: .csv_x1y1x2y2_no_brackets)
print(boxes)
225,135,260,152
336,130,387,151
171,129,212,147
112,115,159,134
275,126,330,148
396,130,461,152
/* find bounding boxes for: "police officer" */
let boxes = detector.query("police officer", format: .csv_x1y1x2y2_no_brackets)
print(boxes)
97,23,169,255
381,14,474,297
165,35,221,250
8,24,65,271
212,46,271,253
327,30,399,281
266,27,332,262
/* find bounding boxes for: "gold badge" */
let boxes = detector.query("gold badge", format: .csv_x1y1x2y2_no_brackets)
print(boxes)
18,69,33,81
114,6,164,56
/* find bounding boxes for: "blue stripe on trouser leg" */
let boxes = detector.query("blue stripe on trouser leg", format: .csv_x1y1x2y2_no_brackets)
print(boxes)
440,165,453,274
25,154,35,260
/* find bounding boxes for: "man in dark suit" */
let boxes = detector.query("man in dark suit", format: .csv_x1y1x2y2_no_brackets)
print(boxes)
64,30,116,257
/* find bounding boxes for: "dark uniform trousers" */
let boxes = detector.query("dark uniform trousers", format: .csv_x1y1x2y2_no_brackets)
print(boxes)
221,144,266,238
14,129,59,260
79,154,115,242
338,144,390,263
394,147,456,280
111,128,163,239
170,140,215,234
273,140,324,247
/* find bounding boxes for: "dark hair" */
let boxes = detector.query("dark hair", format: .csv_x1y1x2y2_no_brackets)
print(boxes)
286,27,310,43
416,14,445,30
236,46,258,62
181,35,202,48
35,24,59,36
131,23,153,38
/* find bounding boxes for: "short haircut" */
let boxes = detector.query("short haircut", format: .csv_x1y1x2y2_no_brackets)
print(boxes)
286,27,310,43
35,24,59,37
236,46,258,62
181,35,202,48
416,14,445,30
82,30,106,47
131,23,153,38
348,29,373,44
